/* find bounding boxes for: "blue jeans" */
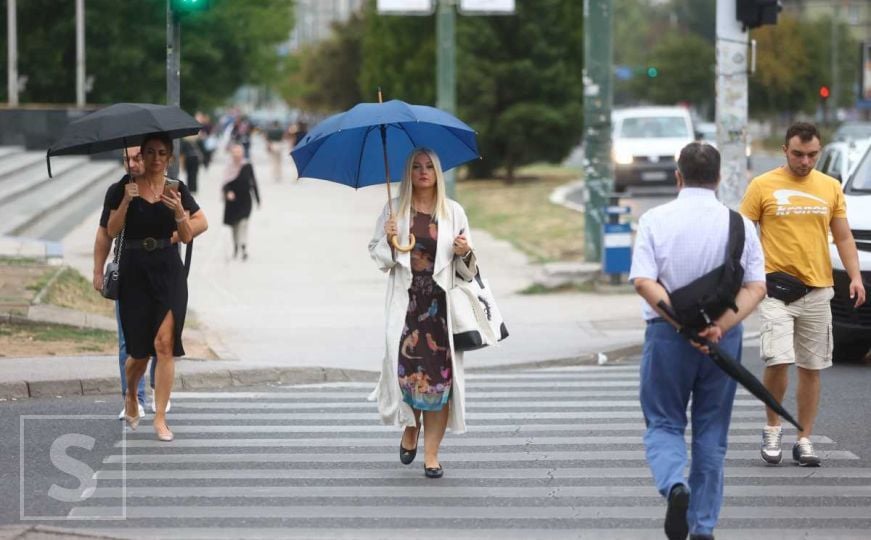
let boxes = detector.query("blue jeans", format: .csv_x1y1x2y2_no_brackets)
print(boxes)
116,302,156,405
639,320,742,536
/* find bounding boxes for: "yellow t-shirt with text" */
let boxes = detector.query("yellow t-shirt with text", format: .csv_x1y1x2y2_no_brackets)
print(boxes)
739,167,846,287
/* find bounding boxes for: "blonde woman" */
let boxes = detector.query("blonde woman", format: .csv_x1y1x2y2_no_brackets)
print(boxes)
369,147,476,479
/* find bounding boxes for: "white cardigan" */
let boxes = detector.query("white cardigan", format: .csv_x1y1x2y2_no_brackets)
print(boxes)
368,197,476,433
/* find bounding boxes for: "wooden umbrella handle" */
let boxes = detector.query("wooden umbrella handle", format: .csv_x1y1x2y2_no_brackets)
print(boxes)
391,233,415,252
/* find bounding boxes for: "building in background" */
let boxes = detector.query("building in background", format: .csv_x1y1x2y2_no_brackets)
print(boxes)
290,0,366,51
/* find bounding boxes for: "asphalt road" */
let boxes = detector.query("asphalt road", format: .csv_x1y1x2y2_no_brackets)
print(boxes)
1,348,869,540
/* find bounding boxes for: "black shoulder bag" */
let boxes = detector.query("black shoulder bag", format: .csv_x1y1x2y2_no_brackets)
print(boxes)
668,210,745,332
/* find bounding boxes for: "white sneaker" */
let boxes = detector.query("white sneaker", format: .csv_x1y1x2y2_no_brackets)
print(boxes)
118,403,146,420
151,399,172,414
761,424,783,464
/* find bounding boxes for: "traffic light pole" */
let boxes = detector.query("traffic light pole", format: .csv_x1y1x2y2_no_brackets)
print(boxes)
582,0,614,262
166,1,181,177
7,0,18,106
436,0,456,199
715,0,750,209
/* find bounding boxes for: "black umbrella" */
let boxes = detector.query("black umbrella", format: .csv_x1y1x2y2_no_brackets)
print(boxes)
656,300,803,431
46,103,201,177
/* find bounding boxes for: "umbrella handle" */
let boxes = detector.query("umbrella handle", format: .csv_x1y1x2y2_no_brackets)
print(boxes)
390,234,415,252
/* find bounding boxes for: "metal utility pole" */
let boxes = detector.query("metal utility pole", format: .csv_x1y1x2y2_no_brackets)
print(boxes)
436,0,457,198
715,0,749,209
76,0,85,107
7,0,18,105
166,1,181,177
582,0,614,262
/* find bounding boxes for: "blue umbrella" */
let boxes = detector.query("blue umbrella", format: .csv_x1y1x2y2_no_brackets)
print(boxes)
290,99,479,189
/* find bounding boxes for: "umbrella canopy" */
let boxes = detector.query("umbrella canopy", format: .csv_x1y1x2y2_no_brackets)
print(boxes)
46,103,201,177
290,99,479,189
656,301,803,431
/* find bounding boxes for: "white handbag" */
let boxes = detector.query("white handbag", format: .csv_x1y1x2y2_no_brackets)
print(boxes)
449,258,508,352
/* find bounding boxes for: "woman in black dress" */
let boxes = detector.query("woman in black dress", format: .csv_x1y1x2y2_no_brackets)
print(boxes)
222,143,260,260
107,132,208,441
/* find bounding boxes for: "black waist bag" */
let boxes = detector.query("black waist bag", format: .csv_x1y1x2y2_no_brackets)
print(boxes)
668,210,745,332
765,271,810,304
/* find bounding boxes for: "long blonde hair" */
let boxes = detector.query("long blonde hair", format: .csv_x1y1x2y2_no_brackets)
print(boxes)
396,147,448,222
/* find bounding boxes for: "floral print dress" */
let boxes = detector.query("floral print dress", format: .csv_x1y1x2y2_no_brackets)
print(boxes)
397,211,452,411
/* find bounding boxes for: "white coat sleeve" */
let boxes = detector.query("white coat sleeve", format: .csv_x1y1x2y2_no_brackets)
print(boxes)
452,202,478,278
369,202,396,272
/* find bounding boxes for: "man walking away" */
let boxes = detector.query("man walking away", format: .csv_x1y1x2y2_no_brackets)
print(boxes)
631,143,766,539
740,122,865,467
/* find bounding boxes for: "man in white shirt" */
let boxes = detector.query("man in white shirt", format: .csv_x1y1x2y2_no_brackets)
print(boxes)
630,143,766,540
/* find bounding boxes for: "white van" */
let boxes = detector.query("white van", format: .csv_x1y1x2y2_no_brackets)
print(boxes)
830,143,871,362
611,106,695,191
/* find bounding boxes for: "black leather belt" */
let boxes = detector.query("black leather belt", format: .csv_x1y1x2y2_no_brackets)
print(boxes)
124,237,173,252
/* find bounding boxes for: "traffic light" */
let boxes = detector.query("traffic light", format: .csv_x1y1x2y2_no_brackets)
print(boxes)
646,67,659,78
170,0,211,13
819,85,831,100
736,0,781,30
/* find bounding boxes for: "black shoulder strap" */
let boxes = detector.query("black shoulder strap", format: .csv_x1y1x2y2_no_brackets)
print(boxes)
184,240,193,278
726,210,744,265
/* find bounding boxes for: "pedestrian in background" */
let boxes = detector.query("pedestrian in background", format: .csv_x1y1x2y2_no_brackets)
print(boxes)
179,135,203,194
368,147,476,479
222,143,261,261
264,120,286,182
631,143,766,540
92,146,161,419
107,132,208,442
740,122,866,467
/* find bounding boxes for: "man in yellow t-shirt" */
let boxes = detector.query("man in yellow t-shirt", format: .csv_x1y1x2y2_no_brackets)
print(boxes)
740,122,866,468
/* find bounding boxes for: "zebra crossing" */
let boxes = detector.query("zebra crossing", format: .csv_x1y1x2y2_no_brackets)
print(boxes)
68,364,870,539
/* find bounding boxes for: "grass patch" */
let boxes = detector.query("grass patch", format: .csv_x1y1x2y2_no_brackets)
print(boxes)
519,281,597,295
0,321,116,356
457,168,583,263
42,267,115,319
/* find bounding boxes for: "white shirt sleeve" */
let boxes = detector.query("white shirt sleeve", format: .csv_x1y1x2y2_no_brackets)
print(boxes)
741,216,766,283
629,215,658,283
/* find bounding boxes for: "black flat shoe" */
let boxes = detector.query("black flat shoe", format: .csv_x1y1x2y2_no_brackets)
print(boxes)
399,444,417,465
424,465,444,479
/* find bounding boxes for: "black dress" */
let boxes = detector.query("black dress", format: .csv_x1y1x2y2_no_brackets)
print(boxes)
108,181,200,359
222,163,260,226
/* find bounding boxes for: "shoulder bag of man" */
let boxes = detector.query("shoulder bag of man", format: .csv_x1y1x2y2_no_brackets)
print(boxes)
667,210,745,332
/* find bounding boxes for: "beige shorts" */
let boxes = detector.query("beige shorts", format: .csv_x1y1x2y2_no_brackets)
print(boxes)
759,287,834,370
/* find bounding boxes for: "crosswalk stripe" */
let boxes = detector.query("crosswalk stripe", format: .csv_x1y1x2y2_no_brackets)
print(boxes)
138,421,772,433
67,505,871,520
115,434,833,448
171,388,754,399
93,466,871,481
103,449,860,464
75,528,871,540
147,410,767,420
166,399,762,410
84,484,871,499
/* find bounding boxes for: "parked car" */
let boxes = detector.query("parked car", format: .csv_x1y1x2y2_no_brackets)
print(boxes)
829,142,871,362
832,121,871,143
816,138,871,185
611,106,695,191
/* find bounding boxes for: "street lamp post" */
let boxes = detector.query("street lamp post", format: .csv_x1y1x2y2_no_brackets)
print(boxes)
436,0,457,199
76,0,86,108
166,0,181,177
7,0,18,106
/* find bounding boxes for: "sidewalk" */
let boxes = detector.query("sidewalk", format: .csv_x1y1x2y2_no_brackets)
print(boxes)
2,139,752,399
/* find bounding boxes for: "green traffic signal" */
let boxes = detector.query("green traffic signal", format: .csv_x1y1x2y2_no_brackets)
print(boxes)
170,0,211,13
646,66,659,78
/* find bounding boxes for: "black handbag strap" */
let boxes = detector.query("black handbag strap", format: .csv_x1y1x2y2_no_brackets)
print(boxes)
725,210,744,266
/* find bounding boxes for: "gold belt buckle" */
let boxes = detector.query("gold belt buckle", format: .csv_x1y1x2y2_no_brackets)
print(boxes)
142,237,157,251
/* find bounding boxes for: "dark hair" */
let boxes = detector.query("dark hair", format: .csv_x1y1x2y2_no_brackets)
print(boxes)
140,132,173,154
784,122,820,146
677,142,720,186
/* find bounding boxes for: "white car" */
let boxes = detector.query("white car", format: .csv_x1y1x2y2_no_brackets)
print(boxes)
829,142,871,362
816,138,871,185
611,106,695,191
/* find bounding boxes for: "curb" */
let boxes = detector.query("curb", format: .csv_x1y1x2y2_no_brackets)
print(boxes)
0,524,127,540
0,344,645,401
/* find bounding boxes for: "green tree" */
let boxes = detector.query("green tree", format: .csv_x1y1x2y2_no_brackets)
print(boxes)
358,1,435,105
456,0,584,180
629,32,715,111
0,0,293,111
290,12,365,113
